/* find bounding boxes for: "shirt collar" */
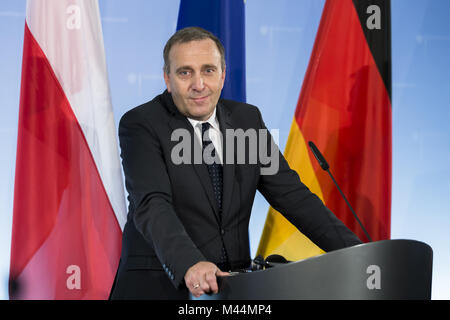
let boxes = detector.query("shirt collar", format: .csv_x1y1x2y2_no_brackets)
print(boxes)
187,107,220,131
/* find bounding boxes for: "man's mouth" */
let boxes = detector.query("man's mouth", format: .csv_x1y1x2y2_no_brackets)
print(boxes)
191,95,209,103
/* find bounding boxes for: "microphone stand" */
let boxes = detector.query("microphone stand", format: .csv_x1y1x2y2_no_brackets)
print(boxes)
308,141,373,242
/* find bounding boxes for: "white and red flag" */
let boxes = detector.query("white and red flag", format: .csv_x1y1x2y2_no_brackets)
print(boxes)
10,0,126,299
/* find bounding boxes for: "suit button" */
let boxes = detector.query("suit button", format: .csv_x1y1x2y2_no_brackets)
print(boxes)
221,229,225,235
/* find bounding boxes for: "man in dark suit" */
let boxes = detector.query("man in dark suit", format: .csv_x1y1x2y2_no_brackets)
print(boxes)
110,27,361,300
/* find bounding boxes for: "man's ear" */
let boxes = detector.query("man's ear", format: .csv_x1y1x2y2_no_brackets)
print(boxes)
163,71,171,93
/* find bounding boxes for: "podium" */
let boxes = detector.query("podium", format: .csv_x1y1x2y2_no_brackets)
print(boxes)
204,240,433,300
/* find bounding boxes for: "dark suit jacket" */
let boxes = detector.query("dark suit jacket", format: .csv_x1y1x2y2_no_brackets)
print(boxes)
110,90,361,299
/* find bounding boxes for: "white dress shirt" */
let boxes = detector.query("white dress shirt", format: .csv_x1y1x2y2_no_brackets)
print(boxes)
187,107,223,164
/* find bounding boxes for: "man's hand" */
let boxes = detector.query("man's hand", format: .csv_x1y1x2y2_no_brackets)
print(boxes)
184,261,230,297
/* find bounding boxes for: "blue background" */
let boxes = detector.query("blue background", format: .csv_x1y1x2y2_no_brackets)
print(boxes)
1,0,449,299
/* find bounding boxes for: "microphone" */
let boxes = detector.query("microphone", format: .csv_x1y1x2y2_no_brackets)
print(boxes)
308,141,329,171
251,255,266,270
265,254,290,268
308,141,373,242
251,254,290,270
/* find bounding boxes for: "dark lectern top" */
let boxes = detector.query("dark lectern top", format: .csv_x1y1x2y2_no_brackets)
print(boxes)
198,239,432,300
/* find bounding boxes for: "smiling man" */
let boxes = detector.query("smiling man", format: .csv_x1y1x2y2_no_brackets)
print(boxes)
110,27,361,300
163,34,225,121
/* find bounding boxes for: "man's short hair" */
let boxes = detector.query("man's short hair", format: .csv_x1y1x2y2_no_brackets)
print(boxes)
163,27,226,74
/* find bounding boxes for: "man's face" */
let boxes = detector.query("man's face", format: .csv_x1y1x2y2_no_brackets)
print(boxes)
164,39,226,121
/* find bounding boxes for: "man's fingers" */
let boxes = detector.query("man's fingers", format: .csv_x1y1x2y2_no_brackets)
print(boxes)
216,270,231,277
195,286,205,297
200,279,211,293
205,270,218,293
185,262,229,297
193,288,204,298
186,276,211,296
188,281,204,297
187,283,196,296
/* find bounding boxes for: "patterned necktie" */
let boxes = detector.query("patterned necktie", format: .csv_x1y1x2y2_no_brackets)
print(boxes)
201,122,223,210
201,122,229,269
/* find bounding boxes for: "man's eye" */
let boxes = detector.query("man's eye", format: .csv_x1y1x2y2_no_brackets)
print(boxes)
178,70,190,77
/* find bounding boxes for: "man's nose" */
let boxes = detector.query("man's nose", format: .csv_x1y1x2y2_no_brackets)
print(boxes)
191,74,205,91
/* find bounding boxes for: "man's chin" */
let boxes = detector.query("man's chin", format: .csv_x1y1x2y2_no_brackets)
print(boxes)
185,105,214,120
188,111,213,121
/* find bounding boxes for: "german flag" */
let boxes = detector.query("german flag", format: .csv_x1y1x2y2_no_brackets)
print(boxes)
257,0,392,261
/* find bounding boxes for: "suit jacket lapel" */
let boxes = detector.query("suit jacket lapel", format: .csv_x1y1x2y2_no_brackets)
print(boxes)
163,91,221,222
217,102,235,223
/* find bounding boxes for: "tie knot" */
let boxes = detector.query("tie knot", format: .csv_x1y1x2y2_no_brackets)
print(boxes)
201,122,211,135
201,122,212,142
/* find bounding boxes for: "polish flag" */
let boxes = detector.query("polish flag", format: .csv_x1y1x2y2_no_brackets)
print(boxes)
9,0,126,299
